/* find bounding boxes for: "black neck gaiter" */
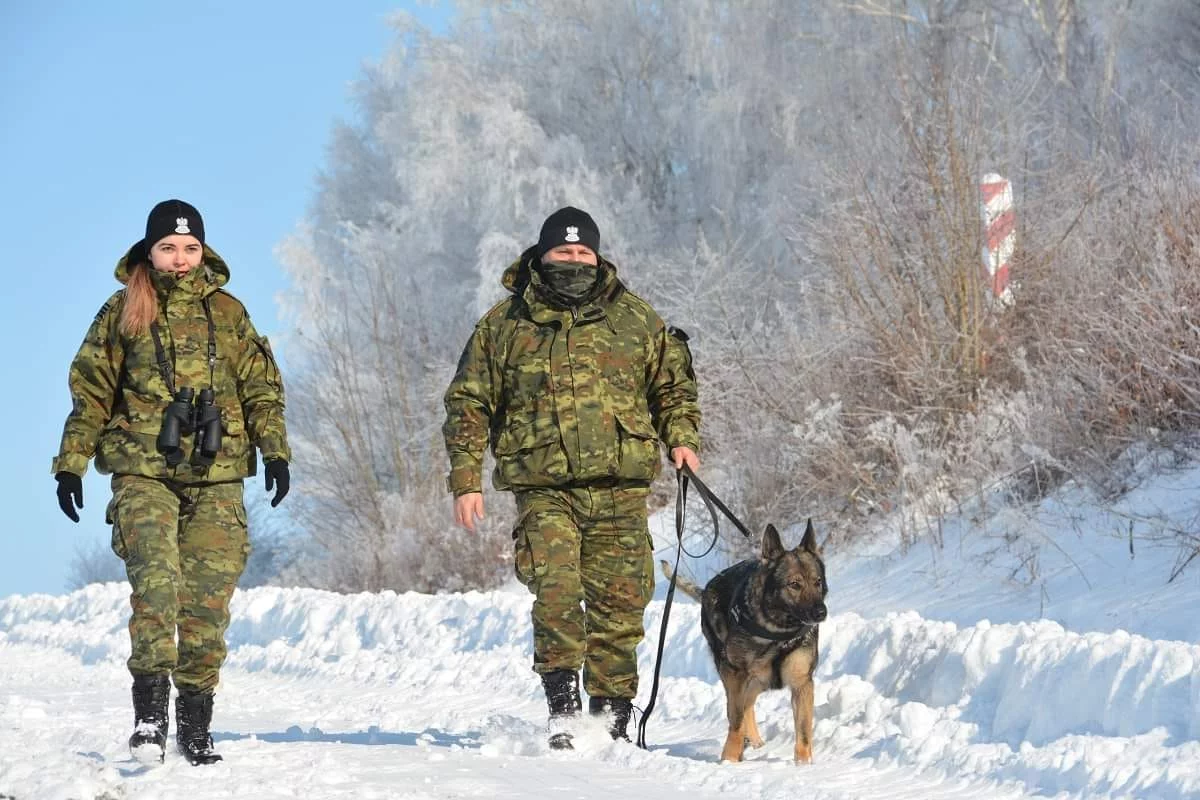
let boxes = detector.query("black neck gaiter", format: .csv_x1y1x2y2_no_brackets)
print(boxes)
533,260,603,307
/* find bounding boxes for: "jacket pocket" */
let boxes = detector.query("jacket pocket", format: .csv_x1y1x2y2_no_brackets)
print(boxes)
220,412,249,460
493,413,569,487
96,417,160,475
614,410,661,482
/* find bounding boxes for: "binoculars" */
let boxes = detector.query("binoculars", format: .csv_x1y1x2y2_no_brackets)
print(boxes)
156,387,222,468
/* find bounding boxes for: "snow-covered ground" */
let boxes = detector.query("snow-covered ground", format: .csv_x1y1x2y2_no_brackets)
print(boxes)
4,451,1200,799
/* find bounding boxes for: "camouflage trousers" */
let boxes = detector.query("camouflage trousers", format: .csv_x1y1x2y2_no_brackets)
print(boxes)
108,474,249,691
513,484,654,699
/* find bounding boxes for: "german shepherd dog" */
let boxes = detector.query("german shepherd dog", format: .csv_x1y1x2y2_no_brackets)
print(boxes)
662,521,827,763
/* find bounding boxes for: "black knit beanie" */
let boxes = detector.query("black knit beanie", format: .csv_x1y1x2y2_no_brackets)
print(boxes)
536,206,600,259
144,199,204,250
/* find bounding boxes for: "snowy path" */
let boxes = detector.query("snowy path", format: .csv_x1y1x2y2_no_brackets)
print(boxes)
0,644,1023,800
4,581,1200,799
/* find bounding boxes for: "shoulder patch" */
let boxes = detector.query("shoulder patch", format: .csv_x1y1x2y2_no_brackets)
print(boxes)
94,301,112,324
668,325,690,342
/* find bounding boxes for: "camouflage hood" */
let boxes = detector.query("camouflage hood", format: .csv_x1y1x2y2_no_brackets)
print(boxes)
113,242,231,295
499,246,545,293
501,245,622,311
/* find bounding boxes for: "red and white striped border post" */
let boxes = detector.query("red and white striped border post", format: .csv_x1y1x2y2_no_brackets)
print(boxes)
981,173,1015,305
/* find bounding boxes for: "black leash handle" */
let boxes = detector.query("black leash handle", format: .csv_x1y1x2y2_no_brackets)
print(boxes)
678,464,754,541
637,464,751,749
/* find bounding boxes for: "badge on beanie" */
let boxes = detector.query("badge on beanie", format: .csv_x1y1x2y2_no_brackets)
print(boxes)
175,217,191,234
536,207,599,258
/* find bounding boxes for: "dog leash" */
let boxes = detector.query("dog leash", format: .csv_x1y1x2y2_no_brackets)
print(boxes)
636,463,753,749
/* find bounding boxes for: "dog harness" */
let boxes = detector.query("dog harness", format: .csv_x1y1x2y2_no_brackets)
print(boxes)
729,579,817,645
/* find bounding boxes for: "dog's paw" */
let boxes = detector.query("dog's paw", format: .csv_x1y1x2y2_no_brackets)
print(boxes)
720,739,746,763
744,734,765,749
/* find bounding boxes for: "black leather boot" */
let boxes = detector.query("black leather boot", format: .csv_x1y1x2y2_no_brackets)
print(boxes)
176,688,223,765
541,669,582,750
588,696,633,741
129,673,171,763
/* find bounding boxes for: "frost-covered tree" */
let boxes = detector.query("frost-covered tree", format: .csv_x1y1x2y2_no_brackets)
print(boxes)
278,1,1200,588
65,540,126,590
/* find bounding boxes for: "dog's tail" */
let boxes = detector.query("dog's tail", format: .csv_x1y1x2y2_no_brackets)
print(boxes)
659,560,704,602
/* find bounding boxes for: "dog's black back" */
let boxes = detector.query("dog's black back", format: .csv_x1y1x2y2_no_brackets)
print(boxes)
699,522,828,689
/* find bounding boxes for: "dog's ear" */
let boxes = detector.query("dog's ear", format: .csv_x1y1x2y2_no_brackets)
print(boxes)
799,518,820,555
761,524,786,560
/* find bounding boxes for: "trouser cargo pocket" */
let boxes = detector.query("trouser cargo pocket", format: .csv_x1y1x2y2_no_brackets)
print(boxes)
513,506,549,588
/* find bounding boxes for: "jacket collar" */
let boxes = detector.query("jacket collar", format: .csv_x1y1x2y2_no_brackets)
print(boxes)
502,246,624,324
114,242,230,300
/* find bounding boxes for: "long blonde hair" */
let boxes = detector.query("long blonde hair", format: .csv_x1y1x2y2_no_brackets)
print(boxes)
119,262,158,337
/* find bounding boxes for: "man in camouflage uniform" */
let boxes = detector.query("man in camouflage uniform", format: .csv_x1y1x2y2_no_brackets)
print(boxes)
52,199,291,765
443,207,700,748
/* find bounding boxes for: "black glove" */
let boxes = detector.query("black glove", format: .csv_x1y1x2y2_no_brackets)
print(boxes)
55,471,83,523
265,459,290,507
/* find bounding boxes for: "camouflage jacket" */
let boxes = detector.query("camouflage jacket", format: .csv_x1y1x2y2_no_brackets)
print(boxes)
52,245,291,483
442,249,700,495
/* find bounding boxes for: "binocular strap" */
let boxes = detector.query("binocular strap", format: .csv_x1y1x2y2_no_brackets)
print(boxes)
149,298,218,395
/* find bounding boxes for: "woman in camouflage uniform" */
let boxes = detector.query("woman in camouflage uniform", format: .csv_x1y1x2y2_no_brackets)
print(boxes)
443,207,701,749
51,199,291,765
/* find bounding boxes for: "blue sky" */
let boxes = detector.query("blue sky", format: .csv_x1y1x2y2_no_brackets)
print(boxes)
1,1,451,595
